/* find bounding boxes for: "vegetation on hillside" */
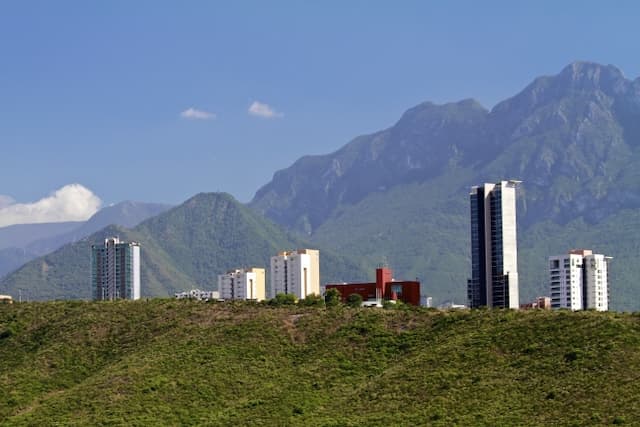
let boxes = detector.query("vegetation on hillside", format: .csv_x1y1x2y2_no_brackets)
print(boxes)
1,301,639,425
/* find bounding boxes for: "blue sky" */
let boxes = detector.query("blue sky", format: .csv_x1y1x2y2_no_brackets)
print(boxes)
1,1,639,220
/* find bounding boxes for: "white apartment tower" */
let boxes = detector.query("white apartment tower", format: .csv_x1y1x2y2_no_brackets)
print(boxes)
218,268,266,301
270,249,320,299
549,252,584,311
91,237,141,301
549,249,611,311
467,180,521,309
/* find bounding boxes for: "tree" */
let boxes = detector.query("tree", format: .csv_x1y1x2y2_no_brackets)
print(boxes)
324,288,342,307
346,293,363,308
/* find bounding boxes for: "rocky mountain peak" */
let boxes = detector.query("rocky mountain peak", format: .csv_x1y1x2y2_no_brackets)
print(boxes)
555,61,628,95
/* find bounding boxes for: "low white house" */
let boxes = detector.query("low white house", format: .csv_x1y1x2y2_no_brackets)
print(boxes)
174,289,219,301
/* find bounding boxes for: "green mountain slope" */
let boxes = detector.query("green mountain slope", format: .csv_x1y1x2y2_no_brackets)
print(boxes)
1,301,639,425
0,193,367,300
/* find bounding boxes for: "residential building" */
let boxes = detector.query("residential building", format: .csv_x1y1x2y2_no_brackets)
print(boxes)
467,180,521,309
91,237,140,300
324,267,421,306
270,249,319,299
549,252,585,311
218,268,266,301
549,249,611,311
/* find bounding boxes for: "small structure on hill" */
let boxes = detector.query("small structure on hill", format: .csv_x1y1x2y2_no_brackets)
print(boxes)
325,267,421,306
438,301,467,310
520,296,551,310
0,295,13,304
174,289,219,301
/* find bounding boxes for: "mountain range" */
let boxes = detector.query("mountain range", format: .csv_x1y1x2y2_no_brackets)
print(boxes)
251,61,640,310
0,193,367,300
3,61,640,310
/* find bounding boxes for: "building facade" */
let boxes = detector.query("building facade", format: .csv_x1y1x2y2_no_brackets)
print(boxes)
325,267,421,306
270,249,319,299
91,237,140,301
520,296,552,310
549,249,611,311
549,252,584,311
467,180,520,309
218,268,266,301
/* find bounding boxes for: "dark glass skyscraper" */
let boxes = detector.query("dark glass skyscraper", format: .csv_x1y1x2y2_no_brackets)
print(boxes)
91,237,141,300
468,180,520,309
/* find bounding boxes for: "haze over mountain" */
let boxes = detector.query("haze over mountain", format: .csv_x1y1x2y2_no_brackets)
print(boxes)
0,222,82,251
251,61,640,310
0,201,171,278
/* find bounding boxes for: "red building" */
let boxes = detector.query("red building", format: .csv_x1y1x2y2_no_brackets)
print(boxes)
324,267,421,306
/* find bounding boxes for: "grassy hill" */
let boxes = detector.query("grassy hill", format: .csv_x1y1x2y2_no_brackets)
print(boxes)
1,301,639,425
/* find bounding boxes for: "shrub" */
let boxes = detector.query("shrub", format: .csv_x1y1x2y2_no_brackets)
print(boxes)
299,294,325,307
324,288,342,307
346,293,363,308
269,293,296,306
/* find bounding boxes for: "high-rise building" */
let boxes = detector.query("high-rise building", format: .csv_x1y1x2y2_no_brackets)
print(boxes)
549,249,611,311
270,249,319,299
549,251,584,311
467,180,521,309
91,237,140,301
218,268,266,301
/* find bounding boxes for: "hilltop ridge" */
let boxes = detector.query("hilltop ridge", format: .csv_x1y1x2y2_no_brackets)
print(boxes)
0,301,638,425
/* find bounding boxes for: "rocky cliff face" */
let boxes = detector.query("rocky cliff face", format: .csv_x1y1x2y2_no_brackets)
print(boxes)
251,62,640,232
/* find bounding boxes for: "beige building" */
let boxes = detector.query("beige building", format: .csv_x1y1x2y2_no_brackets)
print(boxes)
218,268,266,301
270,249,320,299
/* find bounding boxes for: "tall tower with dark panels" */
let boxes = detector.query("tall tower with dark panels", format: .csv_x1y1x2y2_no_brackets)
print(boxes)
468,180,520,309
92,237,141,301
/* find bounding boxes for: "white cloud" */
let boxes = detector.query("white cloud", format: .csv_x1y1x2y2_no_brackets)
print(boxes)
0,195,15,209
180,107,216,120
248,101,283,118
0,184,102,228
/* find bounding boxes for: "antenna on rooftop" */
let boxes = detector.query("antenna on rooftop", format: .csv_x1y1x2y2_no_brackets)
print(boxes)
378,256,388,269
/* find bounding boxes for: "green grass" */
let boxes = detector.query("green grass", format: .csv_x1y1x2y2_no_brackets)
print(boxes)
1,301,640,425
